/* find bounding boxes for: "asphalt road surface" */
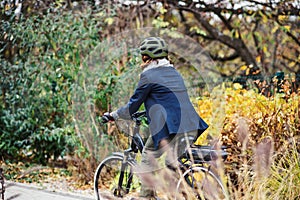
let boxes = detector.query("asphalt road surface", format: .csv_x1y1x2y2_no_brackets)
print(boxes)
4,181,94,200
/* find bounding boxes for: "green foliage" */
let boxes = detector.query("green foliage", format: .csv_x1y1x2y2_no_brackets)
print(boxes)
0,6,108,163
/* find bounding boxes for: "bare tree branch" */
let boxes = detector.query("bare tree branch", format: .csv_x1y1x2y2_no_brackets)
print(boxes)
210,52,239,62
178,5,258,67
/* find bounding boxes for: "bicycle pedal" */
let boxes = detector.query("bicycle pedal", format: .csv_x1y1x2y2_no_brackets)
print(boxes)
113,188,124,197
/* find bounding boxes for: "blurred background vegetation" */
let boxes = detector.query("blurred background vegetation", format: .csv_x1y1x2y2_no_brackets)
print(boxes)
0,0,299,199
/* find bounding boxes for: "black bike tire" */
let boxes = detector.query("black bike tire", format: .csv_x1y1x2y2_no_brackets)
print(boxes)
94,154,138,200
175,166,228,200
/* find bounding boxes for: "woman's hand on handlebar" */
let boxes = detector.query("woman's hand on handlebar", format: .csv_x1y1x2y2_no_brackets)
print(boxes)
101,112,115,123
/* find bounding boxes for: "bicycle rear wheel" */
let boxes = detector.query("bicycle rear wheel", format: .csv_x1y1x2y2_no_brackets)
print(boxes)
176,166,228,200
94,155,140,200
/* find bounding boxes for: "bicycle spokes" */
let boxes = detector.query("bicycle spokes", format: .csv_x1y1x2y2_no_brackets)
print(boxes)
177,166,227,200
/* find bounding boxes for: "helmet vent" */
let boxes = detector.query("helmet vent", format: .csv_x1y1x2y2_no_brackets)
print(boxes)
148,41,159,44
154,49,162,54
160,41,165,46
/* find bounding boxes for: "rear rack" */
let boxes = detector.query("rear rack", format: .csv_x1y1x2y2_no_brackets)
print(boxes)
183,145,228,163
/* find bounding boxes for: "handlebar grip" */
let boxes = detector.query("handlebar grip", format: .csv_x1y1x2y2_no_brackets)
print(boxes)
101,112,115,123
101,115,110,123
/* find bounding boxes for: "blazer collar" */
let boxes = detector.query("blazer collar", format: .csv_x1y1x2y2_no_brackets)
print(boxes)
142,58,174,72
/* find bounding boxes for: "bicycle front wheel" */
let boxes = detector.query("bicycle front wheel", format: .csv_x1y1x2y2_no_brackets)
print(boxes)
176,166,228,200
94,154,140,200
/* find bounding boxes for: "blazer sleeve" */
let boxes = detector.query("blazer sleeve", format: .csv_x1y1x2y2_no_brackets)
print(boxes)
116,73,151,120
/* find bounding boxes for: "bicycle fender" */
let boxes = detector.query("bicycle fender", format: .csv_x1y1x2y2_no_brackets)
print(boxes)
111,152,124,157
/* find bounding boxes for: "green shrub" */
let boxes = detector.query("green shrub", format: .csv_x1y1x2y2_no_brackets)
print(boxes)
0,6,109,164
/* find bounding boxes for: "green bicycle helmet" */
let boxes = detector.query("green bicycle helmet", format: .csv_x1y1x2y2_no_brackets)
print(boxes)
139,37,168,59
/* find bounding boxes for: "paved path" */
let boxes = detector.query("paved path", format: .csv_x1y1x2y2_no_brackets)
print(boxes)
4,181,94,200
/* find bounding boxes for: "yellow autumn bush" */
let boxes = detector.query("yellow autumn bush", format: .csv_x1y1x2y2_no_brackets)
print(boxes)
195,84,300,199
196,84,299,148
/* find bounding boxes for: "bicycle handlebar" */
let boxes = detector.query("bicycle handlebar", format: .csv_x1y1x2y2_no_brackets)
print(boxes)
100,110,146,125
131,110,146,121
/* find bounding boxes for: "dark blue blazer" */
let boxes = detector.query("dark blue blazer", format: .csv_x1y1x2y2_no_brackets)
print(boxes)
116,66,208,149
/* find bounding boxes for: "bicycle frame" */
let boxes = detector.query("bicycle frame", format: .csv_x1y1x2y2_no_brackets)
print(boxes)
112,111,146,195
95,110,229,200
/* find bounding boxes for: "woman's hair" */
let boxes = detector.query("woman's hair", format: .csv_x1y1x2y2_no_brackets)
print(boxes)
142,55,152,63
142,54,168,62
